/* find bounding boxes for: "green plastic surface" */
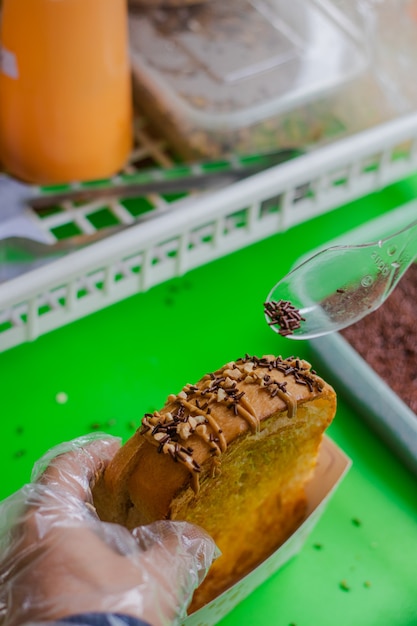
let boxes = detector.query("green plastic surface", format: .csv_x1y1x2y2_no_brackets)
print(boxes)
1,177,417,625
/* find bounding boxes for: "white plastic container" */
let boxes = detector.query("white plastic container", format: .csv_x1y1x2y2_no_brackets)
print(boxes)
312,332,417,478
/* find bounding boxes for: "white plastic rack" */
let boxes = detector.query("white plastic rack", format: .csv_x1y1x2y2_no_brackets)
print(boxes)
1,111,417,353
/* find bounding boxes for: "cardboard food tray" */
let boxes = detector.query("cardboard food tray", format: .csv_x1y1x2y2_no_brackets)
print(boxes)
183,436,351,626
302,203,417,477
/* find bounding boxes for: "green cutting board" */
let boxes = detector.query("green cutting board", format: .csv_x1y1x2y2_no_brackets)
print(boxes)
1,176,417,626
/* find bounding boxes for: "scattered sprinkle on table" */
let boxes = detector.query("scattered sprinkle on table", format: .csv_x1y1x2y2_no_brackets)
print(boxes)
55,392,69,404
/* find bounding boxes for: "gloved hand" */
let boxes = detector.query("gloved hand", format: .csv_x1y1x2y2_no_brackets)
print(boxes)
0,434,218,626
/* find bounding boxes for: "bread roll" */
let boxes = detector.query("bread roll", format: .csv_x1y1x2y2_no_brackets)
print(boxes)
93,354,336,611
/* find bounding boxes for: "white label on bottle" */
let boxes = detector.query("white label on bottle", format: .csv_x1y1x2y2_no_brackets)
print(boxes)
0,47,19,79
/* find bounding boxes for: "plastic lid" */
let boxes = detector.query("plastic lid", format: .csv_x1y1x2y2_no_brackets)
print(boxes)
129,0,369,131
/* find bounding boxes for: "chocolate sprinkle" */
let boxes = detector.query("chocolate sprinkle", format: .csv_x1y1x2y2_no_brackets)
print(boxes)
341,263,417,415
139,355,324,492
264,299,306,336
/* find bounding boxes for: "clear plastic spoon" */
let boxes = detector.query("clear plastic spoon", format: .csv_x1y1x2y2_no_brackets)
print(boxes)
265,218,417,340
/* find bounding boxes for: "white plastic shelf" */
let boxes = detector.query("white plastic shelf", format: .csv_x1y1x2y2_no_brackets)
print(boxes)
1,111,417,353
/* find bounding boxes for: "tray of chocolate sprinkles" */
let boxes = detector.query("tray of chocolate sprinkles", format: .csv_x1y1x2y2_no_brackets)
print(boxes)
304,203,417,477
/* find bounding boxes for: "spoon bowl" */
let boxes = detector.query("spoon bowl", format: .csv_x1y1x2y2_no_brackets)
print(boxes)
265,218,417,340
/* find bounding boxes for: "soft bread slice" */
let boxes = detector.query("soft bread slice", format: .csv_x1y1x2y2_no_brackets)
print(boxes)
93,355,336,611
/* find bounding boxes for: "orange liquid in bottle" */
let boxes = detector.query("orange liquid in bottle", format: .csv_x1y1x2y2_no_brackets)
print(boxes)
0,0,132,184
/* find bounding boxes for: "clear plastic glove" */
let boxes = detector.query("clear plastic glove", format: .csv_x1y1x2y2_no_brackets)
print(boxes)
0,434,219,626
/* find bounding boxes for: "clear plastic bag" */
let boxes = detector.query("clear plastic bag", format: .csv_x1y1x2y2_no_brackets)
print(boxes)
0,434,218,626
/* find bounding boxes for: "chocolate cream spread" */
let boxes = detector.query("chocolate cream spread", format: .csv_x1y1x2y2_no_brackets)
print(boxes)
341,263,417,415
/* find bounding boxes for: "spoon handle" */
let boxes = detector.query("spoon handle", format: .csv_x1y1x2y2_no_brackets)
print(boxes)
379,218,417,294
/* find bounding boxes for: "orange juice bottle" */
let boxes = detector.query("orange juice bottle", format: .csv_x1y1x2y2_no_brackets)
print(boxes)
0,0,132,184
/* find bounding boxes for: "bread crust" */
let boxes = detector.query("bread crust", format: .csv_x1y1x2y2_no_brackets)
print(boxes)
93,355,336,610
